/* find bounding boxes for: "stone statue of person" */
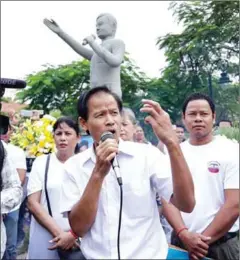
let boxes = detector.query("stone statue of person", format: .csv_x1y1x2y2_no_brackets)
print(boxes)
43,13,125,98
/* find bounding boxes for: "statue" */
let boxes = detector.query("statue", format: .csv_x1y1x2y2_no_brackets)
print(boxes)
43,13,125,98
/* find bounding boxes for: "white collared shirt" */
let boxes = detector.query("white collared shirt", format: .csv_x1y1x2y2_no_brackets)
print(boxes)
60,140,173,259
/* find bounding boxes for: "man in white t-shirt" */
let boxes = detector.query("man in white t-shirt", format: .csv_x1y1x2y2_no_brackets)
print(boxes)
60,86,195,259
1,123,26,260
163,93,239,260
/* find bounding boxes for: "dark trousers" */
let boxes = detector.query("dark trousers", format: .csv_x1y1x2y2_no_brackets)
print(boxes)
171,231,239,260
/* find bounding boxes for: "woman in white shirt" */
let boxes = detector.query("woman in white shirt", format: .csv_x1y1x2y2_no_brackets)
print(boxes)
1,140,22,259
27,117,80,259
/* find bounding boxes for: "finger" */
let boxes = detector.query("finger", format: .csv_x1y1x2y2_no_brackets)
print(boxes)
198,241,209,250
142,99,163,114
199,234,211,241
194,251,206,259
106,152,117,162
196,247,208,256
140,107,161,122
74,241,80,248
48,243,58,250
190,253,200,260
49,236,59,243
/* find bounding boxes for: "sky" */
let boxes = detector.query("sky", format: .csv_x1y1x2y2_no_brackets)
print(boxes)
1,1,183,96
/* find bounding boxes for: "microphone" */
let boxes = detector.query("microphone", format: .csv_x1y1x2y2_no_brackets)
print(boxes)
100,132,123,185
0,78,26,89
82,35,96,46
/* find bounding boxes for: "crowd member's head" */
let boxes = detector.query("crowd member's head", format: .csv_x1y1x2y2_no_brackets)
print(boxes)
182,93,215,145
218,119,232,128
77,86,122,144
134,124,148,144
175,124,185,143
120,107,137,141
53,116,80,157
0,118,12,144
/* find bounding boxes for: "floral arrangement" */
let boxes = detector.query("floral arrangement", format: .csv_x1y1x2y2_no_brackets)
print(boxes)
11,115,57,157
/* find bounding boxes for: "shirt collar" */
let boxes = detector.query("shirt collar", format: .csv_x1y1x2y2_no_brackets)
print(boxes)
83,138,135,164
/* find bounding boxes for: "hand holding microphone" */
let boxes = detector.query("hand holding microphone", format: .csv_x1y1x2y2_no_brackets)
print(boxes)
99,132,122,185
94,132,119,178
82,34,96,45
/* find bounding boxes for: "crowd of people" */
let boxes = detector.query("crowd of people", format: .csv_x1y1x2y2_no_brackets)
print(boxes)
0,88,239,260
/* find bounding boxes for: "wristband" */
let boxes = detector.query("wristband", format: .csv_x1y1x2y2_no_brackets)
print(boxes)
176,227,188,237
69,229,78,239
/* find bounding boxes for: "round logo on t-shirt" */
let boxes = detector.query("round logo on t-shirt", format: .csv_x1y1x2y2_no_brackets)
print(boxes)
207,161,220,173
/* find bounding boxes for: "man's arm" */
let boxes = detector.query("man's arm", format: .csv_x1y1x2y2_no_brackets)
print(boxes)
166,141,195,213
16,168,26,186
87,37,125,67
162,199,211,259
69,172,104,237
140,99,195,213
68,139,118,237
202,189,239,244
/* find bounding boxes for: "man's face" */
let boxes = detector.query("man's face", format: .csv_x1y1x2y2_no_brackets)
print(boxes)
183,99,215,142
120,116,136,141
175,127,185,143
135,126,145,141
80,92,121,144
96,16,114,39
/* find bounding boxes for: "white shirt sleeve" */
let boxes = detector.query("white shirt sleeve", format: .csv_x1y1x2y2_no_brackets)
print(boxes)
224,145,239,190
60,156,85,217
148,146,173,202
27,156,45,196
14,147,27,170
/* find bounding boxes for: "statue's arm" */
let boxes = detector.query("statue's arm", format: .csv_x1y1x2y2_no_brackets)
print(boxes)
89,39,125,67
58,31,94,61
43,18,93,61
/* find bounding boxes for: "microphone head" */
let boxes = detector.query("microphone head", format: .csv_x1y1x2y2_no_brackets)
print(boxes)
100,131,114,142
0,78,26,89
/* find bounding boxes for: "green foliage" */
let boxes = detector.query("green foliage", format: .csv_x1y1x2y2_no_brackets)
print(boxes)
16,59,91,118
16,56,151,120
156,0,239,124
1,96,12,103
49,109,62,119
215,127,240,142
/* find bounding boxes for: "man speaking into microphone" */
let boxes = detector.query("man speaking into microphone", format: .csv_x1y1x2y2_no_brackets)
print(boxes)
60,86,195,259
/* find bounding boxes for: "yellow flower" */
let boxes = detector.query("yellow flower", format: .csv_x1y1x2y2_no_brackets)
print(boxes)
11,114,56,157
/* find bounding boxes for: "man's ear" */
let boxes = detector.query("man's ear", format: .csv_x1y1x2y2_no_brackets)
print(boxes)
213,113,216,125
79,117,88,133
181,113,186,127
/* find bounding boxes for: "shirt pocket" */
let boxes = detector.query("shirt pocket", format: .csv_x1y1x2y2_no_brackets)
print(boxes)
123,181,153,218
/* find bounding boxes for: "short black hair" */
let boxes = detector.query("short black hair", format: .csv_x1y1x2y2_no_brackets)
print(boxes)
77,86,123,120
175,124,185,130
53,116,79,136
182,93,215,115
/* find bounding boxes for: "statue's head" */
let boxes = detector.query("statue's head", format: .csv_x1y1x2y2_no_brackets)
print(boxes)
96,13,117,39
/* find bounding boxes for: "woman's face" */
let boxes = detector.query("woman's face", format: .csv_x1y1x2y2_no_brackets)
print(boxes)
53,123,79,154
120,115,136,141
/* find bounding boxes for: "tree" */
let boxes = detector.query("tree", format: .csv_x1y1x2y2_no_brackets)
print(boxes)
156,1,239,123
16,56,151,119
